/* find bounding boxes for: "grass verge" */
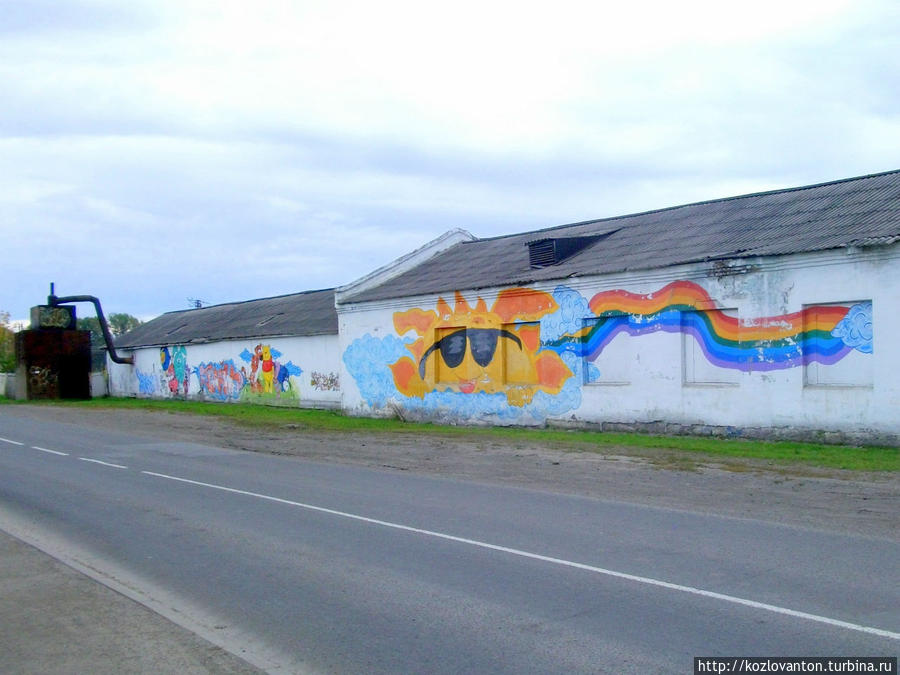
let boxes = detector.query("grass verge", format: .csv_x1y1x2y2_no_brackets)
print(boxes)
2,397,897,472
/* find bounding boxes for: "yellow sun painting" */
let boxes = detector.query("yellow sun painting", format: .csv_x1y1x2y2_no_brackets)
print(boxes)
389,288,572,406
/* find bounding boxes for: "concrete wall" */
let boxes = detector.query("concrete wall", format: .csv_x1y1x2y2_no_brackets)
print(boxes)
90,372,108,398
0,373,14,398
108,334,341,408
337,245,898,442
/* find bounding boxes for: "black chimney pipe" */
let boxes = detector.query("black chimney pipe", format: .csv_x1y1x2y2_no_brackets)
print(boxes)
47,289,135,365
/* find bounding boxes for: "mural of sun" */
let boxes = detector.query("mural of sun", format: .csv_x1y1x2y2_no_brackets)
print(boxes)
389,288,572,406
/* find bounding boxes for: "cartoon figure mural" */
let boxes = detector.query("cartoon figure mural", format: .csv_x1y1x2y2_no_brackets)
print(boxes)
135,342,305,404
344,288,584,421
237,344,302,402
260,344,275,393
194,345,301,403
160,346,190,396
240,344,263,394
390,289,571,406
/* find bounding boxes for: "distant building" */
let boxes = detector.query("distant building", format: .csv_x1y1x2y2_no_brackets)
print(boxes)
110,170,900,442
108,289,341,408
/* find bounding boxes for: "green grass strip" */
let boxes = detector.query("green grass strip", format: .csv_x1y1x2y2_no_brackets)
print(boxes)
2,397,897,472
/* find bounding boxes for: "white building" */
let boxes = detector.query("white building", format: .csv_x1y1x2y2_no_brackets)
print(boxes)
335,170,899,443
108,289,341,409
108,170,898,442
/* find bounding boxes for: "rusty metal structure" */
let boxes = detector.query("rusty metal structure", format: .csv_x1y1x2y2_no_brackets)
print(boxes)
14,284,133,400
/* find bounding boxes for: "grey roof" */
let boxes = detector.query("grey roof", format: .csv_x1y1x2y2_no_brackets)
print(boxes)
116,289,337,348
344,169,900,304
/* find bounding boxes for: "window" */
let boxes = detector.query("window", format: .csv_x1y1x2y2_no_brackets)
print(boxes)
431,326,467,383
803,301,873,388
682,309,740,386
501,322,539,384
526,235,607,268
583,313,635,385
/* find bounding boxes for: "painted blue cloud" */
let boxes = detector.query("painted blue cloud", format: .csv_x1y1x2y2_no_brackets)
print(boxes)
413,389,522,421
343,333,410,408
541,285,591,342
831,302,873,353
283,361,302,376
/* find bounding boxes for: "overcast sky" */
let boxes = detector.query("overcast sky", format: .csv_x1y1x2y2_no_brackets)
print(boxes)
2,0,898,324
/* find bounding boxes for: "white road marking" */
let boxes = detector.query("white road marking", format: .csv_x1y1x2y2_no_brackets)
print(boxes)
142,470,899,642
0,437,25,446
32,446,69,456
79,457,127,469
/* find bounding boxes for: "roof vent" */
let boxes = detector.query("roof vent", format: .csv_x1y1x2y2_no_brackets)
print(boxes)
527,235,603,269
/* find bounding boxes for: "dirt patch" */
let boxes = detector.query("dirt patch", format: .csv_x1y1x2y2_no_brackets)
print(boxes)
7,405,898,540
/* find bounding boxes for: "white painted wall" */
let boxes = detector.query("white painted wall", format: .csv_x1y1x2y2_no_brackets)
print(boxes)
108,334,341,408
90,372,107,398
337,245,899,440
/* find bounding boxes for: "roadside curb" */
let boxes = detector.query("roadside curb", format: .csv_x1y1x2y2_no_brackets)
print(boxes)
0,523,272,674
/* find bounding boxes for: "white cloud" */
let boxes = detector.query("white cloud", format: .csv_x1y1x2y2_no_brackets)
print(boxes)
0,0,897,321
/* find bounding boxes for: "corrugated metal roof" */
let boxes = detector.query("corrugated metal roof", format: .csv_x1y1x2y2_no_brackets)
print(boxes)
343,169,900,304
116,288,337,348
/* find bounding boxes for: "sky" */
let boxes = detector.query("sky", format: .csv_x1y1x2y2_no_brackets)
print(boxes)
2,0,898,324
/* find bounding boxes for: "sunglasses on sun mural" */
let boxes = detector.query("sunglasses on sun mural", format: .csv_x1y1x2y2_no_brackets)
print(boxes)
418,328,523,378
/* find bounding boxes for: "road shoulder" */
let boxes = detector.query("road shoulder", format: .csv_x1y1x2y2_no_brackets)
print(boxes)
0,529,264,675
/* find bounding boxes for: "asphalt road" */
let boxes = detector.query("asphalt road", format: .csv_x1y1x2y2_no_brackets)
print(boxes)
0,413,897,673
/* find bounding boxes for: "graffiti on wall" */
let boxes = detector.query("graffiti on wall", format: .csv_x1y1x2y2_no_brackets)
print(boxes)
136,370,157,395
134,343,304,403
311,371,340,391
28,366,59,398
135,346,189,397
545,281,873,371
194,359,245,401
343,281,874,420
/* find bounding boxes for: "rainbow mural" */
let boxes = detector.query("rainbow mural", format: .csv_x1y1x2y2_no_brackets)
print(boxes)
546,281,872,371
343,280,873,421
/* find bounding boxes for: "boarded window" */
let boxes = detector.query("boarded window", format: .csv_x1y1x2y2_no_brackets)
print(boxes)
433,326,467,383
803,302,873,388
501,322,540,384
583,313,635,385
682,309,740,386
